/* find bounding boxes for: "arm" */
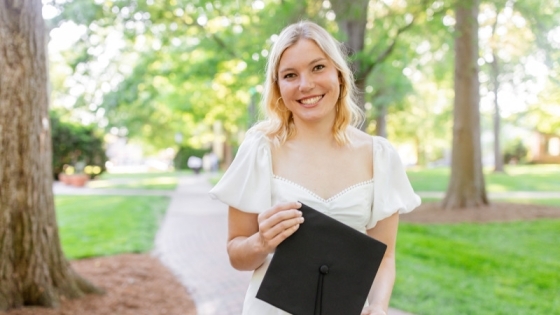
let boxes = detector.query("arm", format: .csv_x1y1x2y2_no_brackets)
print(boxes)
227,201,303,271
362,212,399,315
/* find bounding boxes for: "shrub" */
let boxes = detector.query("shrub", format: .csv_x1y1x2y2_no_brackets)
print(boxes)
503,137,528,164
50,111,107,179
173,145,210,170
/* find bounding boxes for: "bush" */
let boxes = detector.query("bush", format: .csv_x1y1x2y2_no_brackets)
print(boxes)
503,137,528,164
50,111,107,179
173,145,210,170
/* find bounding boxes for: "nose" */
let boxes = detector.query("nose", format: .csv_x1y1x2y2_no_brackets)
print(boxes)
298,73,314,92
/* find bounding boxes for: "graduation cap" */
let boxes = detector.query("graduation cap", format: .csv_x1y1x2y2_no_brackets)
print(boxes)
256,203,387,315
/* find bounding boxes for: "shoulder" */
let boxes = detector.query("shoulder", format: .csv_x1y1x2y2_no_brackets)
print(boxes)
371,135,397,153
241,125,270,147
346,126,373,149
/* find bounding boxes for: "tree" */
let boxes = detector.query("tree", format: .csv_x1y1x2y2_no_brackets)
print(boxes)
442,0,489,209
330,0,448,133
0,0,101,310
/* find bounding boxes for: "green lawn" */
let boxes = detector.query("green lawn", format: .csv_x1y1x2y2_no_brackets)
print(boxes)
87,177,179,190
393,219,560,315
97,170,191,180
55,195,170,259
407,164,560,192
87,170,194,190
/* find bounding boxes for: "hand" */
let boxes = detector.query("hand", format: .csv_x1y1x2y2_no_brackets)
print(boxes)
361,305,387,315
256,201,303,253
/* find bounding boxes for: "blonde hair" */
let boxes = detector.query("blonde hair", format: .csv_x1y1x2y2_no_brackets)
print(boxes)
256,21,364,145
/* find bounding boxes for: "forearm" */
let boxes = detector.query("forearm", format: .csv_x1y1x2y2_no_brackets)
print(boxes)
227,233,271,271
367,255,396,312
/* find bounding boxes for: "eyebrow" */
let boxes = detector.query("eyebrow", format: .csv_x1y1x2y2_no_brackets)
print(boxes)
278,57,327,74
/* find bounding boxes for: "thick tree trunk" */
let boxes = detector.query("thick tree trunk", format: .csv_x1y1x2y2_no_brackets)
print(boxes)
0,0,102,311
442,0,488,209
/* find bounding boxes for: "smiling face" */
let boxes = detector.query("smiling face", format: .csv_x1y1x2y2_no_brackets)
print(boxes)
277,39,341,125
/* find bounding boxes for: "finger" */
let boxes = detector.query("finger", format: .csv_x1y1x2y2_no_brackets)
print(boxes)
260,215,304,241
259,209,303,237
259,201,302,221
267,221,302,247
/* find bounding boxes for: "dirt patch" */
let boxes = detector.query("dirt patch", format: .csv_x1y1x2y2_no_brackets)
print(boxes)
2,254,196,315
401,201,560,224
3,202,559,315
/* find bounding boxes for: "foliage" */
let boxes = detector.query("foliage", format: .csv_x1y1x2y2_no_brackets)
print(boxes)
394,219,560,314
173,145,211,170
55,195,169,259
50,110,107,178
502,137,529,164
44,0,560,163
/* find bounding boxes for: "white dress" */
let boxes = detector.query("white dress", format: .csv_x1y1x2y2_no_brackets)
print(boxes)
209,128,421,315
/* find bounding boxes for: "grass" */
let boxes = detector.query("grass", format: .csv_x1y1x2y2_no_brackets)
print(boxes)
55,195,170,259
407,164,560,192
393,219,560,315
88,177,178,190
97,170,190,180
87,171,194,190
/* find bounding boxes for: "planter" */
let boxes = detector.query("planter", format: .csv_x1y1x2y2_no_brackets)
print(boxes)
58,173,71,185
62,174,89,187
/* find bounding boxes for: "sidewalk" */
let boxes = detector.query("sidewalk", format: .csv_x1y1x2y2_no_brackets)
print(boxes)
151,174,414,315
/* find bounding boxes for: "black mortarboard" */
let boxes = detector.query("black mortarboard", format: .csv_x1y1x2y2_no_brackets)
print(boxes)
256,203,387,315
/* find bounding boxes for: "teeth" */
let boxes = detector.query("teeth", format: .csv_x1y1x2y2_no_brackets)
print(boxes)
300,96,322,105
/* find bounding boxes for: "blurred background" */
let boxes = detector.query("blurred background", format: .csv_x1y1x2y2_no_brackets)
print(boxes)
42,0,559,178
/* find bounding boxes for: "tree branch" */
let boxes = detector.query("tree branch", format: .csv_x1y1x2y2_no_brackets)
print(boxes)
357,2,450,80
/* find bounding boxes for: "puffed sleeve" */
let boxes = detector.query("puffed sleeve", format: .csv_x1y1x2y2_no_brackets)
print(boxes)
208,128,272,214
367,136,421,229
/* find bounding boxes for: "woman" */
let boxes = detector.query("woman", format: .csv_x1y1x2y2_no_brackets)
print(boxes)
210,21,420,315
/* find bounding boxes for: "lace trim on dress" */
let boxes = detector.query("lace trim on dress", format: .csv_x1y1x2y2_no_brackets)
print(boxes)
272,175,374,203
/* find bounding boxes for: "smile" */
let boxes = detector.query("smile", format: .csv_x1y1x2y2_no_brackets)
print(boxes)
298,95,324,105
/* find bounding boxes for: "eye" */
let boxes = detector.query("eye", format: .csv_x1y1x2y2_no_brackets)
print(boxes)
313,64,325,71
283,73,296,79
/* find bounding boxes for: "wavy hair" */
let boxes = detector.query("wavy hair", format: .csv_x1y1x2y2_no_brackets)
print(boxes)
256,21,364,146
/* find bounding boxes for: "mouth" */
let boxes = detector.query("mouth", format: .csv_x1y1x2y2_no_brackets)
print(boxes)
298,95,324,105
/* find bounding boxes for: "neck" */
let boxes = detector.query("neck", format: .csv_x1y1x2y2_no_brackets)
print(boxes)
291,116,337,146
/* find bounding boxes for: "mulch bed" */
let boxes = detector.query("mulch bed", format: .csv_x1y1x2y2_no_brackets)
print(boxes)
2,201,559,315
401,201,560,224
2,254,196,315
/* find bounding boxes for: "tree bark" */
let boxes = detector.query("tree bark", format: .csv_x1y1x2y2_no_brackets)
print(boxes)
330,0,369,129
375,103,388,138
442,0,489,209
0,0,102,310
491,54,504,173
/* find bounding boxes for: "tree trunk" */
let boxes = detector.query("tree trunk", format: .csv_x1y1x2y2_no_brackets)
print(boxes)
492,53,504,172
442,0,488,209
330,0,369,130
0,0,102,311
375,103,388,138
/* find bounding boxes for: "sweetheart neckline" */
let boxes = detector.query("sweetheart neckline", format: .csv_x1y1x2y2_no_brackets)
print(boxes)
272,175,374,203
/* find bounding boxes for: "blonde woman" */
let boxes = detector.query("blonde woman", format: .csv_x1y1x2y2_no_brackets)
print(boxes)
210,21,420,315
